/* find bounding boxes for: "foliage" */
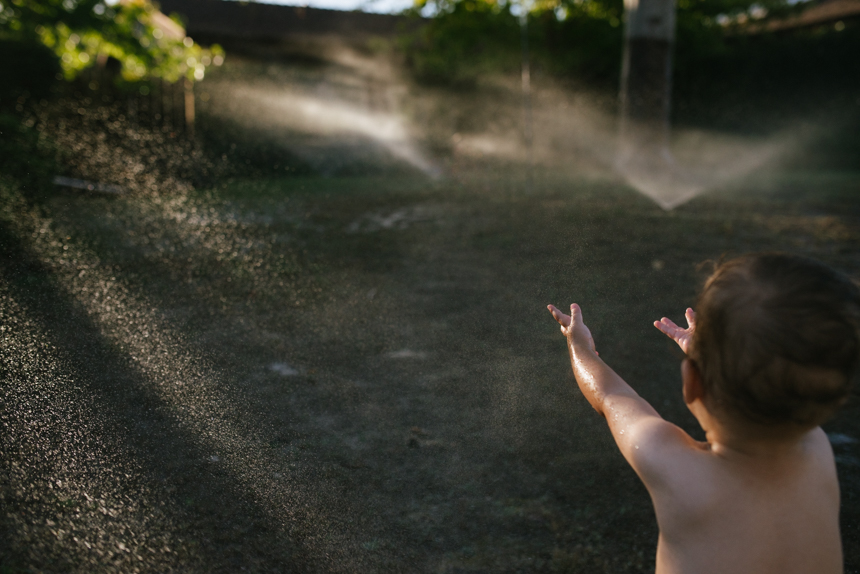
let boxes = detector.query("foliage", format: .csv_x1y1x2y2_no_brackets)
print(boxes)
400,0,522,86
401,0,811,88
399,0,624,86
0,39,61,99
529,1,623,84
672,23,860,133
0,0,223,83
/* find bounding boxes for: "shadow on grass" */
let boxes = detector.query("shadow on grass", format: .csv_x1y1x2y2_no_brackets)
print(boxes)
0,220,308,573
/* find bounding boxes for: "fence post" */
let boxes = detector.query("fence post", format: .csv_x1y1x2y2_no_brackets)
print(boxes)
174,80,182,132
184,77,195,138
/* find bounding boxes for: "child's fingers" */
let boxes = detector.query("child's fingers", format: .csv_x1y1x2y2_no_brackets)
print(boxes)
547,304,571,327
654,318,683,339
685,308,696,329
570,303,588,329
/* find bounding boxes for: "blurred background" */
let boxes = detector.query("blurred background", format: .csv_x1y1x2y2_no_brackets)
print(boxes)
1,0,859,571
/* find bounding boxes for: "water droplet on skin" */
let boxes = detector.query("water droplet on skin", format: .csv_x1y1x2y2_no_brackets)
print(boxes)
619,430,624,435
635,445,639,449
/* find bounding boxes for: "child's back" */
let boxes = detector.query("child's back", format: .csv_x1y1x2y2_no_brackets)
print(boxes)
651,426,840,573
548,253,859,573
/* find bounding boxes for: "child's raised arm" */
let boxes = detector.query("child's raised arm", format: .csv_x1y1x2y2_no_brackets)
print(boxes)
547,304,695,487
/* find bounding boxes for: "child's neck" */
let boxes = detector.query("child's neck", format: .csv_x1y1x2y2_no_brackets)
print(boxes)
690,399,812,460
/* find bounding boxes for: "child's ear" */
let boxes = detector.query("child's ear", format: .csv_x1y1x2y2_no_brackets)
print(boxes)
682,359,705,405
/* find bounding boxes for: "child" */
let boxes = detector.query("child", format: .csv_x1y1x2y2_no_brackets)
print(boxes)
548,253,860,574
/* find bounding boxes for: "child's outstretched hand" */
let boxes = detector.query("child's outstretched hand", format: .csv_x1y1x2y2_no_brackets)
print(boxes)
547,303,598,356
653,308,696,354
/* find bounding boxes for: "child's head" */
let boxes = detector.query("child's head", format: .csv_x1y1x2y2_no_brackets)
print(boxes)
690,253,860,428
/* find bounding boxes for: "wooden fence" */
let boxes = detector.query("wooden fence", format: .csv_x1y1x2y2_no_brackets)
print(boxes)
81,66,196,137
125,77,195,137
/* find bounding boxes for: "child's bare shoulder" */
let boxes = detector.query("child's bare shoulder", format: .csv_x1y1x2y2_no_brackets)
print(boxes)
633,423,839,516
624,417,710,490
649,427,843,574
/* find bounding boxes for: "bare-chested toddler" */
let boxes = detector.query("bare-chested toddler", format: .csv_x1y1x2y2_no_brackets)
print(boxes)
548,253,860,574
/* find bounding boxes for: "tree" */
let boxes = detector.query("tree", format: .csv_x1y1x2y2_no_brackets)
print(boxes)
0,0,222,83
402,0,808,88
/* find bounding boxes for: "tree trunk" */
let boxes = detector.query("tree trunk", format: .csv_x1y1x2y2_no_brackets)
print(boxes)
618,0,676,168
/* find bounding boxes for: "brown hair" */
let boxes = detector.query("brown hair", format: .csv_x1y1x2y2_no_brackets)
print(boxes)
691,253,860,426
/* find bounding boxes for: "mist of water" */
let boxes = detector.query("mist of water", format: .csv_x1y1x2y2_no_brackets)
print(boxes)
199,48,810,208
615,127,789,209
442,78,796,208
205,75,441,177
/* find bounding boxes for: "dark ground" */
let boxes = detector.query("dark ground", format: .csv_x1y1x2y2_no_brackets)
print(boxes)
2,163,860,572
2,33,860,572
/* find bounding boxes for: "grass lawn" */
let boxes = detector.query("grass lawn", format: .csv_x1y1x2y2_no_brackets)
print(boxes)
1,167,859,572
